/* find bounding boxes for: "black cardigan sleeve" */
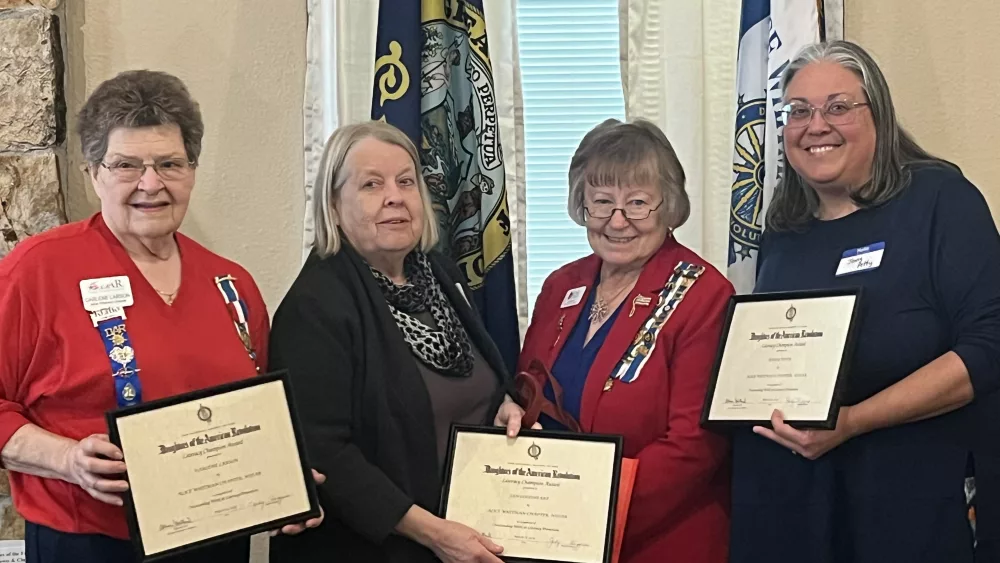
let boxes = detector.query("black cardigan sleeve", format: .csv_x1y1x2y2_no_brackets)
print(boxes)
269,280,414,543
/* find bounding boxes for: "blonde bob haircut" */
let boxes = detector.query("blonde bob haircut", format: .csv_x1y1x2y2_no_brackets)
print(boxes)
566,118,689,229
311,121,439,258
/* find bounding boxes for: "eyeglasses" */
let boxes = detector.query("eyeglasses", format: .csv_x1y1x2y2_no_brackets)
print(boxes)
584,200,664,221
780,100,869,129
99,158,195,183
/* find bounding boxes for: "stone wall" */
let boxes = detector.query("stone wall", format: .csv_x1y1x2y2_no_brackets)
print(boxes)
0,0,67,260
0,0,68,538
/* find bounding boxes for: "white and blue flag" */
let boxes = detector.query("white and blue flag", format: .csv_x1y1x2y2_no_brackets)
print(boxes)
727,0,829,294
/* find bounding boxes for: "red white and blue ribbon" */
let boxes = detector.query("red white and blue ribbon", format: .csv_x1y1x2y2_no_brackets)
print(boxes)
214,275,259,372
610,261,704,384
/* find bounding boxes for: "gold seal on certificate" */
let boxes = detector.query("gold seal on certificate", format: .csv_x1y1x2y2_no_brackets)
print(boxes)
441,426,623,563
700,288,862,429
106,371,320,561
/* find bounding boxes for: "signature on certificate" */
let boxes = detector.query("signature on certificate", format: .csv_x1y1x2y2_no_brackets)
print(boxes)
158,517,197,533
784,396,812,406
251,494,292,510
483,532,590,551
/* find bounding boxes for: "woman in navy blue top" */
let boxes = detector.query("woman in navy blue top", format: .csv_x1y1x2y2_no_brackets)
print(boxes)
729,41,1000,563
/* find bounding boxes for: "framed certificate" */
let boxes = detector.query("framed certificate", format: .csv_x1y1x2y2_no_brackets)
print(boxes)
440,426,623,563
700,288,862,430
106,371,320,561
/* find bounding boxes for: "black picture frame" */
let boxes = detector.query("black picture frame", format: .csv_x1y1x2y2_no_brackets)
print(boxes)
700,287,863,430
105,370,320,562
439,425,623,563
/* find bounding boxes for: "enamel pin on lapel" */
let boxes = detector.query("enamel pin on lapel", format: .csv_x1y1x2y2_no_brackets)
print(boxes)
551,314,566,350
629,294,652,317
560,286,586,308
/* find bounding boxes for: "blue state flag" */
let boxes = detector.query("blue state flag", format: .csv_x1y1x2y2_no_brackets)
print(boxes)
373,0,520,373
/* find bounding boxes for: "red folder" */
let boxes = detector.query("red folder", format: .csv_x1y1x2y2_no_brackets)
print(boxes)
612,458,638,563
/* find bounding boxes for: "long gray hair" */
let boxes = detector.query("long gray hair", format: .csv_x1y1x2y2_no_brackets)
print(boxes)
767,40,952,231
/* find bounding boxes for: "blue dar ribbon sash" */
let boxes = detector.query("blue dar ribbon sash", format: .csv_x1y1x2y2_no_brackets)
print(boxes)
96,315,143,408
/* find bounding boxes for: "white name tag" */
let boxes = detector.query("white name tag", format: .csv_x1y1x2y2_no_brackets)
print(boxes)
560,286,587,308
836,242,884,276
80,276,134,312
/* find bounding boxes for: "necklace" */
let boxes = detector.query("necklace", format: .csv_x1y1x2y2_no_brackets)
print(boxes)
154,288,177,305
588,277,637,324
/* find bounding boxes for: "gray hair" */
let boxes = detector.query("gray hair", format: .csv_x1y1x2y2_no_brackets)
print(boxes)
77,70,204,167
767,40,951,231
311,121,439,258
567,118,690,229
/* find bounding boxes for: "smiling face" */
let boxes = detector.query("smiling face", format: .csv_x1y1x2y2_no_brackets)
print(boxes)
783,61,876,194
336,137,425,265
91,124,194,241
584,181,669,270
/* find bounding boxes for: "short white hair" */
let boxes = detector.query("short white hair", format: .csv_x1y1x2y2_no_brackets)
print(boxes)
311,121,439,258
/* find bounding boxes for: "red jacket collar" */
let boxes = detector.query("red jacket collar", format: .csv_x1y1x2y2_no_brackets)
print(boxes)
547,236,685,430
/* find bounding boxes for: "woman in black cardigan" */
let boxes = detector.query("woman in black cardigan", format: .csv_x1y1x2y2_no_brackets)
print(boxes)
268,121,530,563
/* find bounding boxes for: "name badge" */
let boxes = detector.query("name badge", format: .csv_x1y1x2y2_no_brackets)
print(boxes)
89,305,127,327
560,286,587,308
836,242,884,276
80,276,134,312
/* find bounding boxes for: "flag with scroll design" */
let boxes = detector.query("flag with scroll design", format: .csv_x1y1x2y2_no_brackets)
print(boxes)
372,0,519,372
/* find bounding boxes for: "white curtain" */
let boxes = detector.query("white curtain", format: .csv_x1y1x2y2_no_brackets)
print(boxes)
302,0,377,262
619,0,742,273
302,1,528,335
483,0,530,338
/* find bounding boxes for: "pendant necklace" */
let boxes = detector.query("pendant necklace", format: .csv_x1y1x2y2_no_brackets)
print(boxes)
588,277,636,324
154,287,178,305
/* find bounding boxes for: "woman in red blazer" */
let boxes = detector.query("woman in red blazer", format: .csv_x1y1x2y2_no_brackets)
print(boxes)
508,118,733,563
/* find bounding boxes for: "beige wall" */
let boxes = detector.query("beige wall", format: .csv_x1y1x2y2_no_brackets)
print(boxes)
846,1,1000,219
58,0,999,313
64,0,307,313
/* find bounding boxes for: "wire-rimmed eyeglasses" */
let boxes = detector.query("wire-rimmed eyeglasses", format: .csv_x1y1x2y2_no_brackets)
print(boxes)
780,99,870,129
584,200,664,221
99,158,196,183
